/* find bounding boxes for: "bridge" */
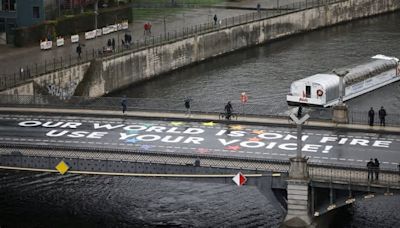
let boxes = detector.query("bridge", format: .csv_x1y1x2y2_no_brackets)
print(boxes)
1,96,400,227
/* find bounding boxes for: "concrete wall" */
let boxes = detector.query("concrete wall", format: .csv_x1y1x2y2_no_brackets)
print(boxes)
3,0,399,97
82,0,399,97
0,62,90,99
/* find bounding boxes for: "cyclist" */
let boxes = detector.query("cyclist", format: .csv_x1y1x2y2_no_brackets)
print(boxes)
224,101,233,120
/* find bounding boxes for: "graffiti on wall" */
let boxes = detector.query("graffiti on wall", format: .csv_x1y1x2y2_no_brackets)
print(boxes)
47,81,78,100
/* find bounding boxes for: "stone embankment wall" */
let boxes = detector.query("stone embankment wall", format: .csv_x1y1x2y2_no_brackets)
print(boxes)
83,0,399,97
0,63,90,99
2,0,399,97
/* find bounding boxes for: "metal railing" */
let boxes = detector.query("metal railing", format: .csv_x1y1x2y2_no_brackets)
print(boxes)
0,144,290,173
349,111,400,127
0,94,333,119
0,0,346,91
309,162,400,188
1,144,399,189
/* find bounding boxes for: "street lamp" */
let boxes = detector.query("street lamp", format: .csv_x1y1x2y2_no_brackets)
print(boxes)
94,0,99,30
332,69,349,104
332,69,349,123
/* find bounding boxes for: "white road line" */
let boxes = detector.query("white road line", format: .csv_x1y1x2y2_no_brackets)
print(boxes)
263,152,270,155
348,159,355,161
382,162,389,164
357,160,363,162
330,158,338,160
339,158,346,161
322,157,329,160
279,153,286,156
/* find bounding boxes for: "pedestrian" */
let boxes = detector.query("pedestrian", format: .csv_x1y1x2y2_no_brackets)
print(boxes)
368,107,375,126
144,23,148,35
367,158,374,181
76,43,82,59
121,98,127,114
213,14,218,25
184,97,192,116
148,22,152,34
374,158,380,180
379,106,387,126
297,105,303,118
112,38,115,51
257,3,261,13
224,101,233,120
107,39,112,47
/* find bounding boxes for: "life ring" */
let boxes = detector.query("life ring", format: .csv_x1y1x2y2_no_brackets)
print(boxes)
317,89,324,97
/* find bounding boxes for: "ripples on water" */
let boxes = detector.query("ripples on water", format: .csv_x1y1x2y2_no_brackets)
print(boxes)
2,12,400,228
112,12,400,114
0,171,283,227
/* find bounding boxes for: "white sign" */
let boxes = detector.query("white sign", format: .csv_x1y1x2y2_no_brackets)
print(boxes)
85,30,96,40
232,172,247,186
122,21,129,30
102,27,110,35
71,34,79,43
96,29,102,37
56,38,64,47
40,41,52,50
290,113,310,125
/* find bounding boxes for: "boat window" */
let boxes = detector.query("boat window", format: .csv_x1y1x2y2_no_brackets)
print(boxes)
306,86,311,98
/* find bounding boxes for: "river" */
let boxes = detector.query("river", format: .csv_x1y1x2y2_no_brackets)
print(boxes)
112,11,400,115
2,11,400,228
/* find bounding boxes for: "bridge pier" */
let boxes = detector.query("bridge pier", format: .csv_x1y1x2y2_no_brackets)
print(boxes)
282,157,314,228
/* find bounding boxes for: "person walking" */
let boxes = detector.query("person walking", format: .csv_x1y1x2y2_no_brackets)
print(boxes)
213,14,218,25
297,105,303,118
378,106,387,126
76,43,82,59
374,158,380,180
121,98,127,114
148,22,152,34
185,97,192,117
368,107,375,126
367,158,374,181
224,101,233,120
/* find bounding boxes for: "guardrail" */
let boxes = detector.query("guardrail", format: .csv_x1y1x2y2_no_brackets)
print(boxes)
309,162,400,189
0,0,346,91
0,94,333,119
0,144,290,173
1,144,399,189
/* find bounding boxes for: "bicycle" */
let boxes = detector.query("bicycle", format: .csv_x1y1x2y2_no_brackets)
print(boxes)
219,112,238,120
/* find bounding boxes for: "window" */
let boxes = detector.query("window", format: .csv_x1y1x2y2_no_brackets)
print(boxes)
1,0,16,11
33,6,40,18
306,86,311,98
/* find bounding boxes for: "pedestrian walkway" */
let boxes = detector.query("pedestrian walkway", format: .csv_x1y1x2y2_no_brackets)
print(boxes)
0,2,256,76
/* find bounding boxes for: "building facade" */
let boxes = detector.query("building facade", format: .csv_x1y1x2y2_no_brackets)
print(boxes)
0,0,45,44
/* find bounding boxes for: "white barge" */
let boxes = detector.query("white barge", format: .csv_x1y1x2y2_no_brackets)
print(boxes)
287,55,400,107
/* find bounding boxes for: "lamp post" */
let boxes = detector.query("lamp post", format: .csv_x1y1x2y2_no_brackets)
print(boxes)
332,69,349,104
332,69,349,123
94,0,99,30
287,112,310,179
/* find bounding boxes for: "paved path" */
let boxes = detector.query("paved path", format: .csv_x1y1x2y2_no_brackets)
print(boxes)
0,0,308,76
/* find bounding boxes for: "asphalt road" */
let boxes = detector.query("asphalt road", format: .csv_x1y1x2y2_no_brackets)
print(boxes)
0,114,399,169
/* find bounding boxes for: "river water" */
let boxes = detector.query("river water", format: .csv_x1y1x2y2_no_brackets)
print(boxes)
2,12,400,228
112,11,400,115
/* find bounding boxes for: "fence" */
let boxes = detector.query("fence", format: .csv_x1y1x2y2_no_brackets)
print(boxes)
1,144,399,189
0,0,345,91
348,111,400,127
0,94,333,119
